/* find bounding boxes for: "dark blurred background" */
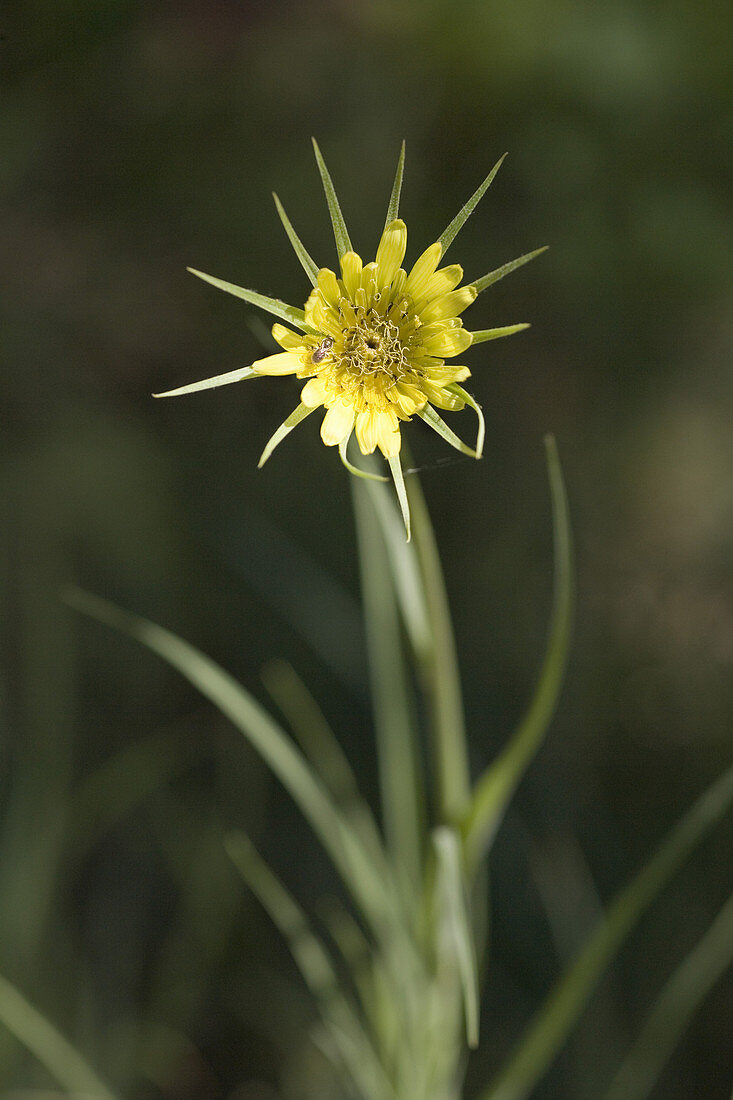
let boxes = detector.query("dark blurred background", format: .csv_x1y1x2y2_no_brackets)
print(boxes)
2,0,732,1096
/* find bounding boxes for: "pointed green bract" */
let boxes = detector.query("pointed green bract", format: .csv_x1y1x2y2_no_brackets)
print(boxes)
339,433,389,482
433,827,480,1049
470,323,531,344
438,153,507,255
447,383,485,458
419,403,480,459
482,760,733,1100
153,365,259,399
0,972,117,1100
187,267,311,330
463,436,573,872
273,192,319,287
388,454,411,540
470,247,548,295
258,403,314,468
312,137,353,258
384,140,406,230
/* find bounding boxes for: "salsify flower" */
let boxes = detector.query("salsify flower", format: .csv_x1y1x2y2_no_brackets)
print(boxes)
156,140,545,536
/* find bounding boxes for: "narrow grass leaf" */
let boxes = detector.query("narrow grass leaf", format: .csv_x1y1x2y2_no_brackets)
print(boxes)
312,138,353,258
470,247,548,295
482,760,733,1100
419,404,479,458
226,832,396,1100
273,192,319,287
470,324,531,345
63,588,404,945
447,384,485,458
388,455,411,540
187,267,312,330
258,403,314,468
353,479,424,897
261,658,387,867
339,433,389,482
406,468,471,824
0,973,117,1100
606,890,733,1100
433,828,480,1048
153,365,259,398
384,141,406,230
438,154,507,255
463,435,573,872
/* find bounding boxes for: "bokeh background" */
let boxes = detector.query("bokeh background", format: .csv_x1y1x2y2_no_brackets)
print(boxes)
2,0,733,1096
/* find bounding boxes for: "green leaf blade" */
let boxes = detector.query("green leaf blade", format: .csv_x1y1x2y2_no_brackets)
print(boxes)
258,403,314,468
463,435,573,872
153,365,259,398
470,324,531,345
419,404,480,459
432,827,481,1049
384,141,406,230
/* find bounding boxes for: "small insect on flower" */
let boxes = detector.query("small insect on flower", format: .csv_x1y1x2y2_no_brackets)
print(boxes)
311,336,334,364
154,140,546,536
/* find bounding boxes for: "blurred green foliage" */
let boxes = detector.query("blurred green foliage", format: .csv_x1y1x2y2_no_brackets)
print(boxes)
2,0,732,1096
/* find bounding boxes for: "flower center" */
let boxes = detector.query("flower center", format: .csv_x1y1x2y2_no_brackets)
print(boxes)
338,309,409,381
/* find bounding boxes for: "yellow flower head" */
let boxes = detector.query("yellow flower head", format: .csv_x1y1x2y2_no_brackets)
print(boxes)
156,141,545,534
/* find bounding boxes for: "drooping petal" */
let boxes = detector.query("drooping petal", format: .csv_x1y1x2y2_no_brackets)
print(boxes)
376,219,407,289
320,400,356,446
376,409,401,457
252,352,302,376
355,407,379,454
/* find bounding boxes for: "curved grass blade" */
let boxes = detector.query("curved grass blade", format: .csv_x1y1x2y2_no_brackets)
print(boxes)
153,365,258,398
187,267,312,331
0,973,117,1100
470,247,548,295
261,658,386,867
605,890,733,1100
258,403,314,468
463,435,572,872
273,192,319,287
387,454,411,541
432,828,480,1048
470,324,531,345
446,384,485,458
482,759,733,1100
312,138,353,258
419,403,480,459
438,154,507,256
339,433,389,482
405,465,471,824
226,832,396,1100
353,479,424,896
384,141,406,230
63,588,404,946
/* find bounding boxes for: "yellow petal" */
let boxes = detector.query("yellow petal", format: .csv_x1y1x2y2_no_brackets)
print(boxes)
317,268,341,309
419,285,477,324
252,352,302,376
422,326,473,357
340,251,363,299
355,408,379,454
376,409,401,457
301,376,330,407
271,323,304,351
404,242,442,299
321,400,355,446
376,219,407,289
